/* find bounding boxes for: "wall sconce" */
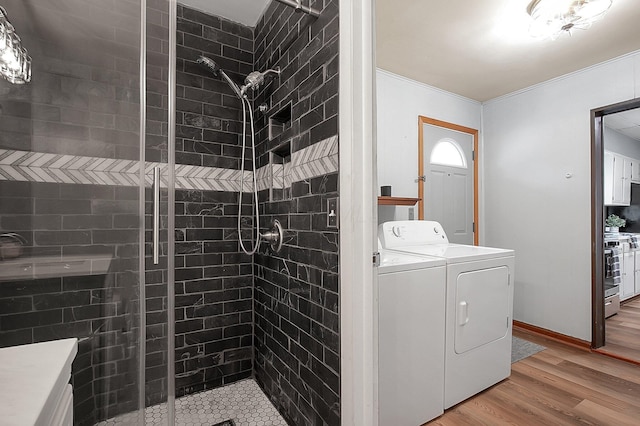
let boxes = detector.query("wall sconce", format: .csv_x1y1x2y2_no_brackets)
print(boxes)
0,6,31,84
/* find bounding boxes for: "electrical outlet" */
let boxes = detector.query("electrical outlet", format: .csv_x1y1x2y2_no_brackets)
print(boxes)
408,207,415,220
327,198,339,228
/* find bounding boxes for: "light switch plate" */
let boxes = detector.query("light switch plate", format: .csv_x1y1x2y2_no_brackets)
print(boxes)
327,198,339,228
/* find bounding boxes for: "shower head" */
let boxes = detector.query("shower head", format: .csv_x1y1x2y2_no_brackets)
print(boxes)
196,56,219,76
240,67,281,96
196,55,243,99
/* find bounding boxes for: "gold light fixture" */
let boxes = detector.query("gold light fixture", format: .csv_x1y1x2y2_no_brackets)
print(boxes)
527,0,613,40
0,6,31,84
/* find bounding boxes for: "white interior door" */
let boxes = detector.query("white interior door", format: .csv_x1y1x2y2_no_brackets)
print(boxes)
423,124,474,244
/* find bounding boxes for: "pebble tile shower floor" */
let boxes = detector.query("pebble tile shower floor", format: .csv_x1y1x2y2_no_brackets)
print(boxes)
95,379,287,426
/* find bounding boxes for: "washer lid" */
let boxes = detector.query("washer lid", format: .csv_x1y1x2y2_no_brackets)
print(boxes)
393,244,514,264
378,249,445,274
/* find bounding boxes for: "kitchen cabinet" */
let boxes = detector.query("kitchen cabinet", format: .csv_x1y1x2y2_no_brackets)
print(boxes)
619,156,633,204
604,151,632,206
632,160,640,184
604,151,614,205
621,243,635,301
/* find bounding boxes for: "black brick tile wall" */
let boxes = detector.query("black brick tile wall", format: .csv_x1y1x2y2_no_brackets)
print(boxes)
173,5,255,397
173,189,254,396
252,1,341,425
253,0,339,168
176,4,341,423
175,5,253,169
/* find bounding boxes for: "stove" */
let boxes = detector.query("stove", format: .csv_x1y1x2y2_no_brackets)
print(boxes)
604,283,619,298
604,246,620,318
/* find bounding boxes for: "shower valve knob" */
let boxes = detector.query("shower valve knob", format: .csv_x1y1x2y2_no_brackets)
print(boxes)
261,220,284,253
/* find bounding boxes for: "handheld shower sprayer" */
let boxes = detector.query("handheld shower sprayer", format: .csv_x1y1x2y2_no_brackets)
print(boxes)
196,56,219,75
194,56,285,255
196,56,243,99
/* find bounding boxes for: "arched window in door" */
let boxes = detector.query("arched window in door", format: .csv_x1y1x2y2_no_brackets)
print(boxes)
430,138,467,168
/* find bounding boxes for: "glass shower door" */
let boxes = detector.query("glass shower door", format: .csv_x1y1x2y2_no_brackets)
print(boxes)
142,0,177,423
0,0,176,424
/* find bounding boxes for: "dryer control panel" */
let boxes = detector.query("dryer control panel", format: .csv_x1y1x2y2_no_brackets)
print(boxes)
378,220,449,249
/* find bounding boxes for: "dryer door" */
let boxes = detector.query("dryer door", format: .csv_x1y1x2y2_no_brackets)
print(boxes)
455,266,510,354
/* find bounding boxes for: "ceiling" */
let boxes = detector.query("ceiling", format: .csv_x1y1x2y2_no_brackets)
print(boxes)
376,0,640,101
183,0,640,102
606,110,640,141
179,0,270,26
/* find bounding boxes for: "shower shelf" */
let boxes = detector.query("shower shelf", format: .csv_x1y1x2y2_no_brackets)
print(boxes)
377,196,421,206
0,254,112,280
269,103,292,141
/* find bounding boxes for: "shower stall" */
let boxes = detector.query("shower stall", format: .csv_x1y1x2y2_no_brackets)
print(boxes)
0,0,339,425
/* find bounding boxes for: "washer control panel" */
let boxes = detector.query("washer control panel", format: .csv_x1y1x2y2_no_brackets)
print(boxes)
379,220,448,249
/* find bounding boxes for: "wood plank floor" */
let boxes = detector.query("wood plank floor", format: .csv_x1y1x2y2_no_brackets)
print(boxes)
602,297,640,363
426,329,640,425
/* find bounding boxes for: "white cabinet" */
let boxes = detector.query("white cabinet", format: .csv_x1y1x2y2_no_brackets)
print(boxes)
604,151,614,205
0,338,77,425
620,157,632,205
611,154,632,205
621,244,635,301
632,160,640,184
604,151,633,206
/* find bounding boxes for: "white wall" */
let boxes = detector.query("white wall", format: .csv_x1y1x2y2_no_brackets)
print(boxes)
482,51,640,341
604,126,640,159
376,69,482,222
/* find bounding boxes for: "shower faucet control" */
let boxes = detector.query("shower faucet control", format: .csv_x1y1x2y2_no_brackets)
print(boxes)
261,220,284,253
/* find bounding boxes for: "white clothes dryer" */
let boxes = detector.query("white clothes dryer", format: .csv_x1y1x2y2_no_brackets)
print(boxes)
379,220,515,409
377,249,446,425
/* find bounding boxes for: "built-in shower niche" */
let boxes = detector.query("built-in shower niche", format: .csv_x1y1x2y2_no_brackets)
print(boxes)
269,142,291,201
268,102,292,141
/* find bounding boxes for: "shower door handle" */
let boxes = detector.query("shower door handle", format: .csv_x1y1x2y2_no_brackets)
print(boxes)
153,166,160,265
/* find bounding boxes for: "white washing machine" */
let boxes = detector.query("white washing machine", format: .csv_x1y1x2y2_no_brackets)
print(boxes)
377,249,446,425
379,220,515,409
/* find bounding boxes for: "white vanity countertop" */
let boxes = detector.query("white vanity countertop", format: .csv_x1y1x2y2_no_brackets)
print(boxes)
0,338,78,425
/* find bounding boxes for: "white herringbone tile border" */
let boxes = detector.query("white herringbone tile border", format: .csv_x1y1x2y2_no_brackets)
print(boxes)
0,135,338,193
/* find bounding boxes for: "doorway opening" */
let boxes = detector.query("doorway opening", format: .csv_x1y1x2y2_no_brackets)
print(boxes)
591,97,640,357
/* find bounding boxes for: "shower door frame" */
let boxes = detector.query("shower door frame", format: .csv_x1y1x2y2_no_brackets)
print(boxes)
138,0,177,422
138,1,147,420
166,0,177,422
